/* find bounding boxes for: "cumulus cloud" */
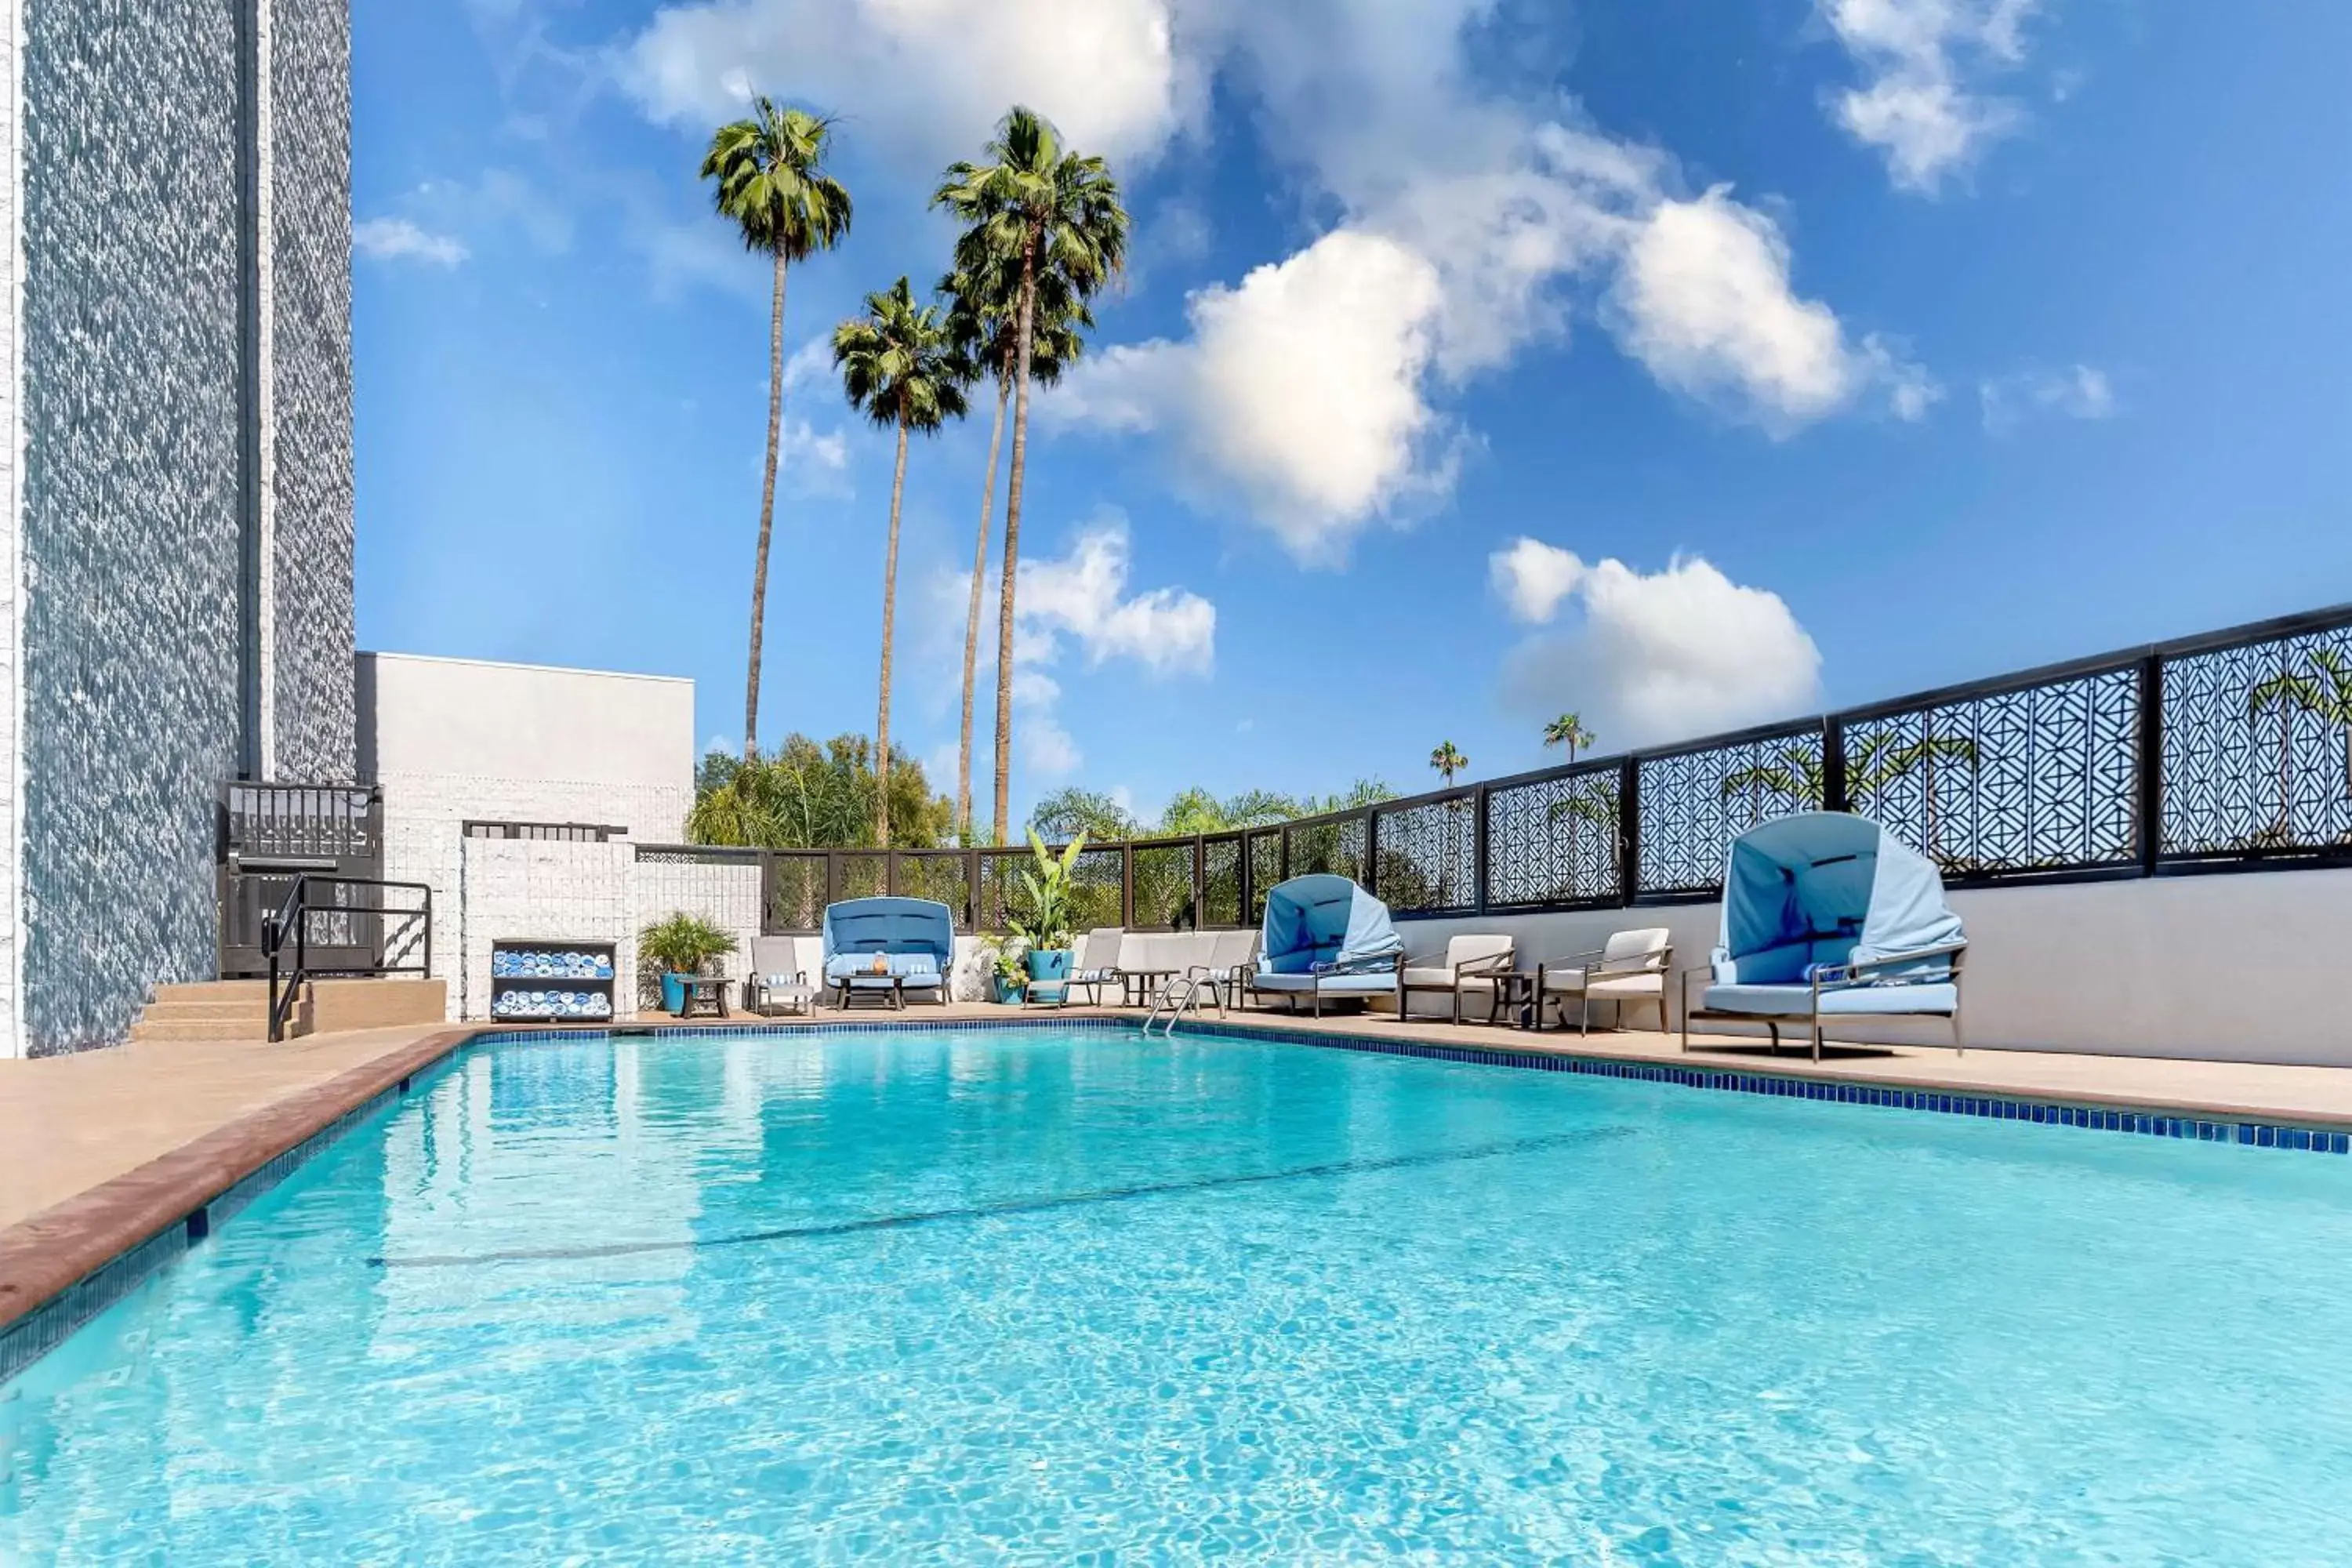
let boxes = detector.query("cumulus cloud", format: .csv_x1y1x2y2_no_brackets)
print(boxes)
1610,188,1934,431
1018,519,1217,673
779,417,851,497
1051,230,1458,561
1490,537,1585,625
927,514,1216,779
1819,0,2038,193
1979,362,2116,432
622,0,1197,169
1495,543,1823,746
354,217,469,267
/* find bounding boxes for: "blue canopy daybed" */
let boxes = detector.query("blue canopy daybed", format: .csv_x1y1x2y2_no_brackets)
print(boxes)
1245,875,1406,1017
821,896,953,1009
1680,812,1967,1061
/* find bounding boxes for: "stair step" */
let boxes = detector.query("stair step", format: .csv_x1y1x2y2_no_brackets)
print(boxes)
129,1016,275,1044
140,999,272,1023
152,980,271,1003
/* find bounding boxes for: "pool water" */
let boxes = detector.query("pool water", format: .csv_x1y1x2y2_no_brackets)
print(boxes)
5,1025,2352,1563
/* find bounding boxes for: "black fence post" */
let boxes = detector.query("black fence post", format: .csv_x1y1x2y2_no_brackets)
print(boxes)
1821,717,1849,815
1120,843,1134,928
2138,652,2164,876
1364,806,1381,904
1473,786,1491,916
1617,758,1640,906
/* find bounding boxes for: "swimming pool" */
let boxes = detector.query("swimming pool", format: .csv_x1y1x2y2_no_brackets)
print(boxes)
5,1022,2351,1561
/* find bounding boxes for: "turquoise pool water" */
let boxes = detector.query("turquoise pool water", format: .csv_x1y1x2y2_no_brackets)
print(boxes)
5,1025,2352,1563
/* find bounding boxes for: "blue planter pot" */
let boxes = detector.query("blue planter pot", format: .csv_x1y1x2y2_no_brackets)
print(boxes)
990,971,1026,1004
660,972,691,1014
1026,949,1072,982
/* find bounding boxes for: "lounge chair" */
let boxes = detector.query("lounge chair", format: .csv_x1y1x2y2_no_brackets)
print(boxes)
1185,929,1259,1013
1679,812,1967,1061
1537,928,1670,1033
1245,875,1406,1018
1065,927,1126,1007
1399,934,1516,1024
822,897,953,1010
742,934,819,1017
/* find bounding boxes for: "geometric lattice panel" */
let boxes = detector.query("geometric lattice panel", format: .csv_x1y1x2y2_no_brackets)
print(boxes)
1131,842,1196,929
1200,835,1244,927
895,851,975,927
1486,768,1621,908
1637,727,1824,897
2163,623,2352,858
1247,831,1282,924
1372,796,1477,913
1283,815,1367,887
1845,668,2139,877
764,854,829,932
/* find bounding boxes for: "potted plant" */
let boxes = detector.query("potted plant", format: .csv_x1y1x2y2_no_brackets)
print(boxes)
1008,829,1085,986
976,933,1029,1004
639,913,739,1014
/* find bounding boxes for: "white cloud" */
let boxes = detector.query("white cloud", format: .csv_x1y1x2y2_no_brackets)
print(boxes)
782,335,834,397
1610,188,1933,430
925,513,1216,782
623,0,1197,169
354,217,469,267
1490,536,1586,625
1819,0,2038,193
780,417,851,497
1497,546,1823,747
1018,517,1216,673
1051,230,1458,562
1979,363,2116,432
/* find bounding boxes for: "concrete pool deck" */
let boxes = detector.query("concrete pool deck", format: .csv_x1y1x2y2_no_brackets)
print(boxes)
8,1005,2352,1344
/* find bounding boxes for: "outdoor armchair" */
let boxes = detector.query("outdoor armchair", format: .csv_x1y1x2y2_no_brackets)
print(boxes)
1399,935,1516,1024
1537,928,1671,1034
1184,929,1261,1013
1065,927,1127,1007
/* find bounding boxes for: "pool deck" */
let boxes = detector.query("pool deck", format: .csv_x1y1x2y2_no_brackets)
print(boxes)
7,1004,2352,1341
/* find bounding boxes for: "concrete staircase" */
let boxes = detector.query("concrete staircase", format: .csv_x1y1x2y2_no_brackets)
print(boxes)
124,977,448,1044
127,981,295,1044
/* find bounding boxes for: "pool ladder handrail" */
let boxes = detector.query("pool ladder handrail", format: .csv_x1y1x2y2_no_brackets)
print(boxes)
1142,975,1207,1036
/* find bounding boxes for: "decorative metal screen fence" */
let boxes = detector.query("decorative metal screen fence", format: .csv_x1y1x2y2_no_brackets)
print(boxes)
639,604,2352,933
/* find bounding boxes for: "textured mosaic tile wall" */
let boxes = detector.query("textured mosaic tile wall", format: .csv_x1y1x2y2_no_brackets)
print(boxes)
18,0,247,1054
268,0,355,782
12,0,354,1054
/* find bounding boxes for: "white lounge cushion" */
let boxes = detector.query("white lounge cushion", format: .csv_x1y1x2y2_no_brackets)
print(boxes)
1250,971,1396,995
1703,982,1958,1018
1442,933,1514,972
1540,967,1588,993
1602,927,1671,966
1588,974,1664,1000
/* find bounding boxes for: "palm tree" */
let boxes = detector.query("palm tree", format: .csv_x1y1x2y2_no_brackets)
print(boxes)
1719,743,1828,822
941,253,1092,845
833,278,970,847
1542,713,1596,764
2248,647,2352,842
1429,742,1468,786
1849,728,1981,861
935,107,1129,844
699,99,852,760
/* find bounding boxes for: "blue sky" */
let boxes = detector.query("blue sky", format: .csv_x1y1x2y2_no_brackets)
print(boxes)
353,0,2352,828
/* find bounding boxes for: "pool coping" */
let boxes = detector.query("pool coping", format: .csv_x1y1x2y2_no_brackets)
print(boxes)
5,1011,2348,1383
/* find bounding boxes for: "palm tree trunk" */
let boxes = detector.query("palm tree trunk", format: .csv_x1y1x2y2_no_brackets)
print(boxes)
877,413,909,848
745,249,788,760
992,236,1041,846
958,376,1010,845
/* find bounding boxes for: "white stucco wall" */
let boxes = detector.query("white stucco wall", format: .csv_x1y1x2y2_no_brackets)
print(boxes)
359,651,697,1018
1387,867,2352,1068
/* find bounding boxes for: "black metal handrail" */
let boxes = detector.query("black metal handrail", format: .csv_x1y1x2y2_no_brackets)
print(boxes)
261,874,434,1042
